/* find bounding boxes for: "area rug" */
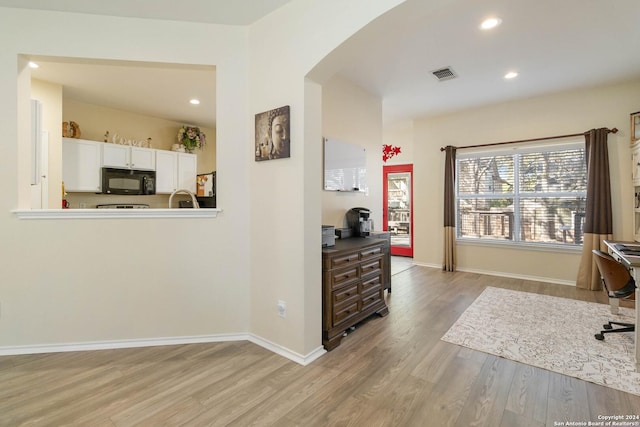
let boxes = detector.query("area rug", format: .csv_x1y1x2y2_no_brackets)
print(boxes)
441,287,640,396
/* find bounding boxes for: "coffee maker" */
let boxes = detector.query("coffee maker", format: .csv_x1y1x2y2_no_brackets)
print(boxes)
346,207,373,237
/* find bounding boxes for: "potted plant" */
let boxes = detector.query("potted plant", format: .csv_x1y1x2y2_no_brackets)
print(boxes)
177,125,206,153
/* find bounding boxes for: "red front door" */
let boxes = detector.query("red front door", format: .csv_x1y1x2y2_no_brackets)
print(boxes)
383,164,413,257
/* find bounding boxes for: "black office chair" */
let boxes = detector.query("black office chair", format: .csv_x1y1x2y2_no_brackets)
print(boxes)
591,249,636,340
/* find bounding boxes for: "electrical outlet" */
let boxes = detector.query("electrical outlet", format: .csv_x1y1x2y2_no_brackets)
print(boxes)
277,300,286,318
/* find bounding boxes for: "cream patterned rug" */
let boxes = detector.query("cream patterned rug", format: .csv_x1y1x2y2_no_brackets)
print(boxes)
441,287,640,396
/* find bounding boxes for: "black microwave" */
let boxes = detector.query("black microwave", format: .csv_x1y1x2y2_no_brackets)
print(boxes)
101,167,156,195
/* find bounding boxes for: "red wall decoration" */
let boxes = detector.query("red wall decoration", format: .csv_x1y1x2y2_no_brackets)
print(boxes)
382,144,402,162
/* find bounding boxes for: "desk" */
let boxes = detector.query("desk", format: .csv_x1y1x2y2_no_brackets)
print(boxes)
603,240,640,366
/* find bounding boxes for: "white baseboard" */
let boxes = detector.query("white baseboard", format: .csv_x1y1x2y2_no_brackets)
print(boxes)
0,333,249,357
248,334,326,366
411,261,441,269
457,267,575,286
411,261,575,286
0,333,327,366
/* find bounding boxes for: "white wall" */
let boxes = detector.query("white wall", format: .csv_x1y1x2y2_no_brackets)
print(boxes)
412,80,640,284
321,75,383,229
382,120,414,166
0,8,251,349
0,1,408,360
248,0,405,356
31,79,63,208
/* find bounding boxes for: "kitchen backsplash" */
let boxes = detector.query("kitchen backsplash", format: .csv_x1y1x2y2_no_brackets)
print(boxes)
66,192,195,209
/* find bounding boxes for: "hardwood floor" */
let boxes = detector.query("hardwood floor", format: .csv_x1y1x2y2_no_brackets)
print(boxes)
1,266,638,426
390,255,414,276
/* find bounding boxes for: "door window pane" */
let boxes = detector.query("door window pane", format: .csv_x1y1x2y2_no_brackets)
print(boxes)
387,172,411,247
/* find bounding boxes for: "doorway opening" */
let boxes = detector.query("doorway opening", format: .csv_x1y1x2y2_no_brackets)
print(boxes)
383,164,413,257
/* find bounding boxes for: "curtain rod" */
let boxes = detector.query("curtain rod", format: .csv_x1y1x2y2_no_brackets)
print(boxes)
439,128,618,152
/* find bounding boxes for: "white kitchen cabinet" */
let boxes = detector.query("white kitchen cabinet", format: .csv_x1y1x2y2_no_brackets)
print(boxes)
103,144,155,170
155,151,197,194
131,147,155,170
178,152,197,193
62,138,102,192
155,150,178,194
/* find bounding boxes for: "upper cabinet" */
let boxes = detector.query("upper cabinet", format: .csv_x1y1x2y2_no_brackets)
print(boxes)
62,138,102,192
178,153,197,193
63,138,197,195
155,150,178,194
103,144,155,170
155,151,197,194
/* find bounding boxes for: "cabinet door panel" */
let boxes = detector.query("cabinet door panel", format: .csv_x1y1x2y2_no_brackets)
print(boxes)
361,288,383,312
62,138,101,192
102,144,130,168
361,274,382,293
360,246,382,260
177,153,197,192
328,251,360,269
360,257,382,276
130,147,155,170
333,299,359,326
330,266,359,291
155,150,178,194
333,284,359,305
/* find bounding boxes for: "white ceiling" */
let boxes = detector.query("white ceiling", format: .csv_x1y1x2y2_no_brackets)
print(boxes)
29,56,218,129
7,0,640,129
330,0,640,125
0,0,293,25
6,0,294,130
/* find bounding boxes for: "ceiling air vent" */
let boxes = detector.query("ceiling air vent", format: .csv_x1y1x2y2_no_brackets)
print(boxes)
432,67,457,82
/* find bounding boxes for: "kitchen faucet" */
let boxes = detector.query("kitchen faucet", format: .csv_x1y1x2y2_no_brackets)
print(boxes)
168,189,200,208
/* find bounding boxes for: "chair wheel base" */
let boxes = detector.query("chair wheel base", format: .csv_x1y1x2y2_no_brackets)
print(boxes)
595,333,605,340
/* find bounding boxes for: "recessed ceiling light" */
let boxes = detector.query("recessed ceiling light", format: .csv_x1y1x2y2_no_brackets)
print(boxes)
189,99,200,105
28,61,39,69
504,71,519,79
480,17,502,30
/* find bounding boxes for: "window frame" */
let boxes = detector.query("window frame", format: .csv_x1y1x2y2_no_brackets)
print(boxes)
455,139,586,250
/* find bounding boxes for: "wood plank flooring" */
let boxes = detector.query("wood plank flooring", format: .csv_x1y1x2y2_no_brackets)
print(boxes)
1,266,639,426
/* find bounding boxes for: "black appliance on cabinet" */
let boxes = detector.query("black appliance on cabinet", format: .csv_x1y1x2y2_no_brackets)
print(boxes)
101,167,155,195
196,171,216,208
346,207,373,237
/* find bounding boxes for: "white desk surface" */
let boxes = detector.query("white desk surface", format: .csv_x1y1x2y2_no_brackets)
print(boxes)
603,240,640,368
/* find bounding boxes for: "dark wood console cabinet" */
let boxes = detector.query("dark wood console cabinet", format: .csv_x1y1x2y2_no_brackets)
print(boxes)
322,238,390,350
370,231,391,292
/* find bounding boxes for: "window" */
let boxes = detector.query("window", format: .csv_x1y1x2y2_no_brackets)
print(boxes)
456,141,586,246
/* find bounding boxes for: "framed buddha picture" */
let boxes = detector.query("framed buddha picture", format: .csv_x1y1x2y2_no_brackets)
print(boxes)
255,105,290,161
